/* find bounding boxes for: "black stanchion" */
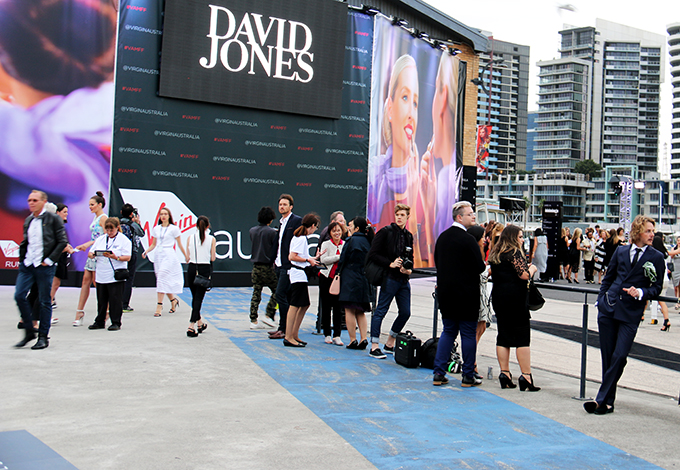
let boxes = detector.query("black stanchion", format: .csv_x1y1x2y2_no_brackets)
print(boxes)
575,292,591,401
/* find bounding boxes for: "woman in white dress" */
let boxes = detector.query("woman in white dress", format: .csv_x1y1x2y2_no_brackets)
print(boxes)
142,207,189,316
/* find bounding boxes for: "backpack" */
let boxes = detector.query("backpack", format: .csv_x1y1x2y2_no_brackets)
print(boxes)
120,222,137,248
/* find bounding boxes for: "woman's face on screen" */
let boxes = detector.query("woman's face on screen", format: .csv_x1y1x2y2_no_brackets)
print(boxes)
388,65,418,157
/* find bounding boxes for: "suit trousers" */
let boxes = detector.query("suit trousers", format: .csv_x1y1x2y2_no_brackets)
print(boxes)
275,266,291,333
596,314,639,406
94,281,124,327
187,263,211,323
433,318,477,378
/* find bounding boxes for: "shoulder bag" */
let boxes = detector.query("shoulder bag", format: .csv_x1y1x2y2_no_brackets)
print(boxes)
193,234,212,290
329,273,341,295
527,279,545,311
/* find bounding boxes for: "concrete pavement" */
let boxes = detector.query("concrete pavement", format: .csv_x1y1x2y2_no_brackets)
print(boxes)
1,279,679,469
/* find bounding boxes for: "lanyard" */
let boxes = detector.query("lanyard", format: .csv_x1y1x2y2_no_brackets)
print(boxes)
106,234,117,251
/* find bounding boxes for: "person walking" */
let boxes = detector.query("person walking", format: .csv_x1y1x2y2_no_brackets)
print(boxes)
366,204,414,359
432,201,486,387
650,232,671,331
530,228,548,282
185,216,216,337
318,221,345,345
87,217,131,331
488,224,541,392
582,228,596,284
249,206,279,329
584,215,664,415
142,207,189,316
337,217,373,350
567,228,583,284
14,190,68,349
50,203,75,323
119,204,144,313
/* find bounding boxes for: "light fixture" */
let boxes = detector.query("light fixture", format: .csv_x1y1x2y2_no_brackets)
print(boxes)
362,4,380,14
450,48,461,56
391,17,408,27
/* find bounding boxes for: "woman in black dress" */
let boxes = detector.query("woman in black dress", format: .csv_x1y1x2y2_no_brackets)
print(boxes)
489,224,540,392
567,227,583,283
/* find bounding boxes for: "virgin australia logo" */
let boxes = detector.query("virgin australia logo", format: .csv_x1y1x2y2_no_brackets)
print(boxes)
199,5,314,83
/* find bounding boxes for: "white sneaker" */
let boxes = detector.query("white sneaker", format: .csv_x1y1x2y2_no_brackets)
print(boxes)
325,336,333,344
51,318,59,325
332,337,344,346
250,322,265,330
261,316,276,328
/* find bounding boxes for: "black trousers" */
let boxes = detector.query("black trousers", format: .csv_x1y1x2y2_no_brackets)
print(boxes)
275,266,291,333
122,251,138,308
95,281,124,327
187,263,211,323
319,274,342,337
596,314,638,406
584,259,595,281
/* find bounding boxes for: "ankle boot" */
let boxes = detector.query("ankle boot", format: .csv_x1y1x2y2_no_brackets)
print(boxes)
31,334,49,350
14,330,36,348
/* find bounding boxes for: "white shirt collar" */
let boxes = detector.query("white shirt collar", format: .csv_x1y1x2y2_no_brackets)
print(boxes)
452,221,467,231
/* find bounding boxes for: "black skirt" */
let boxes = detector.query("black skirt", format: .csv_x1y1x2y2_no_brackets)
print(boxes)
289,282,310,307
54,252,69,280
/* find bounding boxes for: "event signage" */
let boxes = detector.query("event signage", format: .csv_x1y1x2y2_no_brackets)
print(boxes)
159,0,348,118
112,0,373,274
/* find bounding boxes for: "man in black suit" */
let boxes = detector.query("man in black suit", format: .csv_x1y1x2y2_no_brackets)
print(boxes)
585,215,665,414
14,190,68,349
268,194,302,339
432,201,486,387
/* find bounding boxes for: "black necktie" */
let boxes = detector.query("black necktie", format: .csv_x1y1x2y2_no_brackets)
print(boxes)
631,248,641,268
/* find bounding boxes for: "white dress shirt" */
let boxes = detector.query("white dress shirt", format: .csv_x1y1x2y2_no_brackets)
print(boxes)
275,213,291,268
24,207,51,267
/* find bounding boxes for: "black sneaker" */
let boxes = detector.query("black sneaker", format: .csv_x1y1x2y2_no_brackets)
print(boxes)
461,374,482,387
369,348,386,359
88,323,105,330
107,324,121,331
383,345,395,354
433,374,449,386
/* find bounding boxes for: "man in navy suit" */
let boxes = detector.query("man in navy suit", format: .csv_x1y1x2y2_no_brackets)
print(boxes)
432,201,486,387
268,194,302,339
585,215,665,414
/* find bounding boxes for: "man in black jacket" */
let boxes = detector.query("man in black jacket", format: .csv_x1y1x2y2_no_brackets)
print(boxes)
249,206,279,329
268,194,302,339
432,201,486,386
120,203,144,312
14,190,68,349
366,204,413,359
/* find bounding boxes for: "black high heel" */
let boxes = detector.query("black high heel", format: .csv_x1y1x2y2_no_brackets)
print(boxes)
169,298,180,314
518,373,541,392
661,319,671,332
499,370,517,389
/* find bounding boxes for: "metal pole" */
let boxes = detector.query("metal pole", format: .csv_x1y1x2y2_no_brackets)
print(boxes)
432,288,439,338
574,292,592,401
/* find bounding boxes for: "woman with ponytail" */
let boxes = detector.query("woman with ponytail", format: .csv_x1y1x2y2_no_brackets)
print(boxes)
185,216,216,337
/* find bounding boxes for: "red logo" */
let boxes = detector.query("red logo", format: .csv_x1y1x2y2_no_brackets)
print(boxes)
270,125,287,130
296,182,312,187
122,86,142,92
347,168,363,173
118,168,137,173
352,65,367,70
127,5,147,11
120,127,139,133
349,134,364,139
182,115,201,120
124,46,145,52
269,162,284,166
212,176,230,181
354,31,369,37
214,137,232,143
180,154,199,159
350,99,365,104
297,146,313,151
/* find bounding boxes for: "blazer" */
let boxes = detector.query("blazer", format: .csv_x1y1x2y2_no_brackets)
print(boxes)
434,225,486,321
367,223,413,281
597,244,665,323
277,213,302,269
19,211,68,265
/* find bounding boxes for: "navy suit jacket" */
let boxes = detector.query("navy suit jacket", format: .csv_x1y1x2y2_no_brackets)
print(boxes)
597,244,665,323
276,213,302,270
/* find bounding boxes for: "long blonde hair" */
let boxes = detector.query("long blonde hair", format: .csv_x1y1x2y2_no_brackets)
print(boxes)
488,224,523,264
571,227,582,244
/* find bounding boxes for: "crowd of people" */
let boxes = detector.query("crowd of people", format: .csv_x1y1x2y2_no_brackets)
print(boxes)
12,190,674,414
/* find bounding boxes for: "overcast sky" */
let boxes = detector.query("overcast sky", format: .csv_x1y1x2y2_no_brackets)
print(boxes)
423,0,677,174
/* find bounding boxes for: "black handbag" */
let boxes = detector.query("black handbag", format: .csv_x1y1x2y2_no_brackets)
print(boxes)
527,279,545,311
114,268,129,281
364,258,387,286
193,235,212,290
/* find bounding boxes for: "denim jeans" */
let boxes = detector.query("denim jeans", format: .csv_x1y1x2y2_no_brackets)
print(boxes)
433,318,478,378
371,276,411,343
14,263,56,336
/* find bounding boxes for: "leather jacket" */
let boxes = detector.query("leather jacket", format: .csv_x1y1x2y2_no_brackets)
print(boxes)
19,212,68,265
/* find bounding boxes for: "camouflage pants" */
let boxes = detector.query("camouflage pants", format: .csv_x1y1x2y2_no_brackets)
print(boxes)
250,264,278,322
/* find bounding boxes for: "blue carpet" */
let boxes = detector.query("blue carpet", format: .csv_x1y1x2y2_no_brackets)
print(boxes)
182,287,659,470
0,430,78,470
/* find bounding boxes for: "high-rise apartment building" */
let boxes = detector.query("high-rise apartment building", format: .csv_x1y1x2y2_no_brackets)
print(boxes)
669,23,680,177
534,19,665,222
476,38,530,174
